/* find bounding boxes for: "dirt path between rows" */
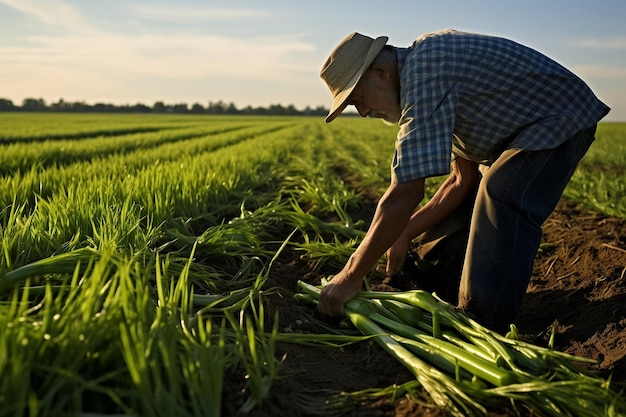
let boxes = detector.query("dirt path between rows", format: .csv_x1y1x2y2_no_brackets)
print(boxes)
232,199,626,417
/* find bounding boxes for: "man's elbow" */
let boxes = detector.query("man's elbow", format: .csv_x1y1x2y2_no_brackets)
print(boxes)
454,159,480,193
381,179,425,212
461,169,480,193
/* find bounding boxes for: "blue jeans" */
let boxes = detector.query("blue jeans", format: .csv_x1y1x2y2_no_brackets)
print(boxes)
457,126,597,332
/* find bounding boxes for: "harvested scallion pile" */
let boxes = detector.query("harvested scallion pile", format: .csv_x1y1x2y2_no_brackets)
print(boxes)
295,280,626,417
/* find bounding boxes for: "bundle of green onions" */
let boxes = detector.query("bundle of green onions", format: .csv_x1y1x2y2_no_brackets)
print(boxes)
295,280,626,417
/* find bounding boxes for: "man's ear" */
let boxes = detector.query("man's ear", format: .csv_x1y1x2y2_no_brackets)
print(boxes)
369,64,390,81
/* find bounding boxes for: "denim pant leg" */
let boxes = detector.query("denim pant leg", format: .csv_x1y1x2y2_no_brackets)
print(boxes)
457,126,597,332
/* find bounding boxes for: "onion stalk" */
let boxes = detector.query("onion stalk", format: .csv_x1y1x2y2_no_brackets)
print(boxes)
295,280,626,417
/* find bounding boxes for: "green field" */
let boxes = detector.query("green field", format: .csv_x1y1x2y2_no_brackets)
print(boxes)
0,113,624,417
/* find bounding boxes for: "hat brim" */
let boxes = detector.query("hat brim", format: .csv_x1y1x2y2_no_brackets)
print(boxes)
325,36,388,123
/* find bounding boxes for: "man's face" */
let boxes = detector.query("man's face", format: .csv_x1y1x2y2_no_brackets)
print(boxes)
347,68,401,124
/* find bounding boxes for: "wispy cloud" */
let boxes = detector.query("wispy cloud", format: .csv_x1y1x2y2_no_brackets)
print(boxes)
0,0,96,33
127,4,271,22
572,64,626,79
1,33,316,81
0,0,314,82
0,31,319,106
0,0,318,106
573,38,626,50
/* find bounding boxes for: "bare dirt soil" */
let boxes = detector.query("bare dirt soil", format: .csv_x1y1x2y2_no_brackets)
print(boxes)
227,199,626,417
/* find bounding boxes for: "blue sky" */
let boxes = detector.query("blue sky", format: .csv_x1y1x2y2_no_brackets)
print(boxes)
1,0,624,121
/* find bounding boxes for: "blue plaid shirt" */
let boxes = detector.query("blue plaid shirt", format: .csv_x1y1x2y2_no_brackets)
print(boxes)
392,29,610,183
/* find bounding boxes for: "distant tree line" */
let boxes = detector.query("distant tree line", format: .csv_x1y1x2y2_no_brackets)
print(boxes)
0,97,329,116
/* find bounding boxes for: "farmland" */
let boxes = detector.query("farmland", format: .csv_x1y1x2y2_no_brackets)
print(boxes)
0,113,625,416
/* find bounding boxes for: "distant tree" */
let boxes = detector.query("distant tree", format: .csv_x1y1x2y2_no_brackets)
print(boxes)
4,96,329,116
153,101,166,113
69,101,90,112
50,99,69,111
240,105,254,115
207,100,226,114
252,106,268,115
0,98,16,111
93,102,116,112
268,104,285,115
190,103,205,114
314,105,327,116
22,98,47,111
225,102,238,115
286,104,298,115
172,103,188,113
131,103,151,113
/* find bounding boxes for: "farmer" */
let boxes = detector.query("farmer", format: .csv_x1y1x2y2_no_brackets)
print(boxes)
317,29,610,332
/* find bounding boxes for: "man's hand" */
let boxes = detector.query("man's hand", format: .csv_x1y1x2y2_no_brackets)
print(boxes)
383,234,411,276
317,271,363,316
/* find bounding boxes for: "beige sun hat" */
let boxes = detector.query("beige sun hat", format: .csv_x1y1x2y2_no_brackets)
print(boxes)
320,32,388,123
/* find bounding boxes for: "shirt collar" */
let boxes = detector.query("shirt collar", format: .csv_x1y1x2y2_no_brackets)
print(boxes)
395,47,410,76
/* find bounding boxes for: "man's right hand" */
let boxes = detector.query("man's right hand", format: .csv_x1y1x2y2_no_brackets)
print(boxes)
317,271,363,317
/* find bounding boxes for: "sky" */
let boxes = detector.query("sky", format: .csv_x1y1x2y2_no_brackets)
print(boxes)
1,0,625,121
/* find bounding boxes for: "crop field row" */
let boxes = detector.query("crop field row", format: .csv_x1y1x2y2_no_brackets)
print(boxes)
0,113,624,416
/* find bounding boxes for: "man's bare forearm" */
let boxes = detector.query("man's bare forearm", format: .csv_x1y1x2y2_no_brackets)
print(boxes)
401,157,479,241
343,179,425,279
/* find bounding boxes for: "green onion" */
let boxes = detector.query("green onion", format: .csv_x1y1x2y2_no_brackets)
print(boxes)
344,297,485,416
295,280,626,417
370,312,517,387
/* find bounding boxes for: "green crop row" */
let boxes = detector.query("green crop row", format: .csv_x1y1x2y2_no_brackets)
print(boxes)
0,122,290,175
0,113,289,141
563,123,626,217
